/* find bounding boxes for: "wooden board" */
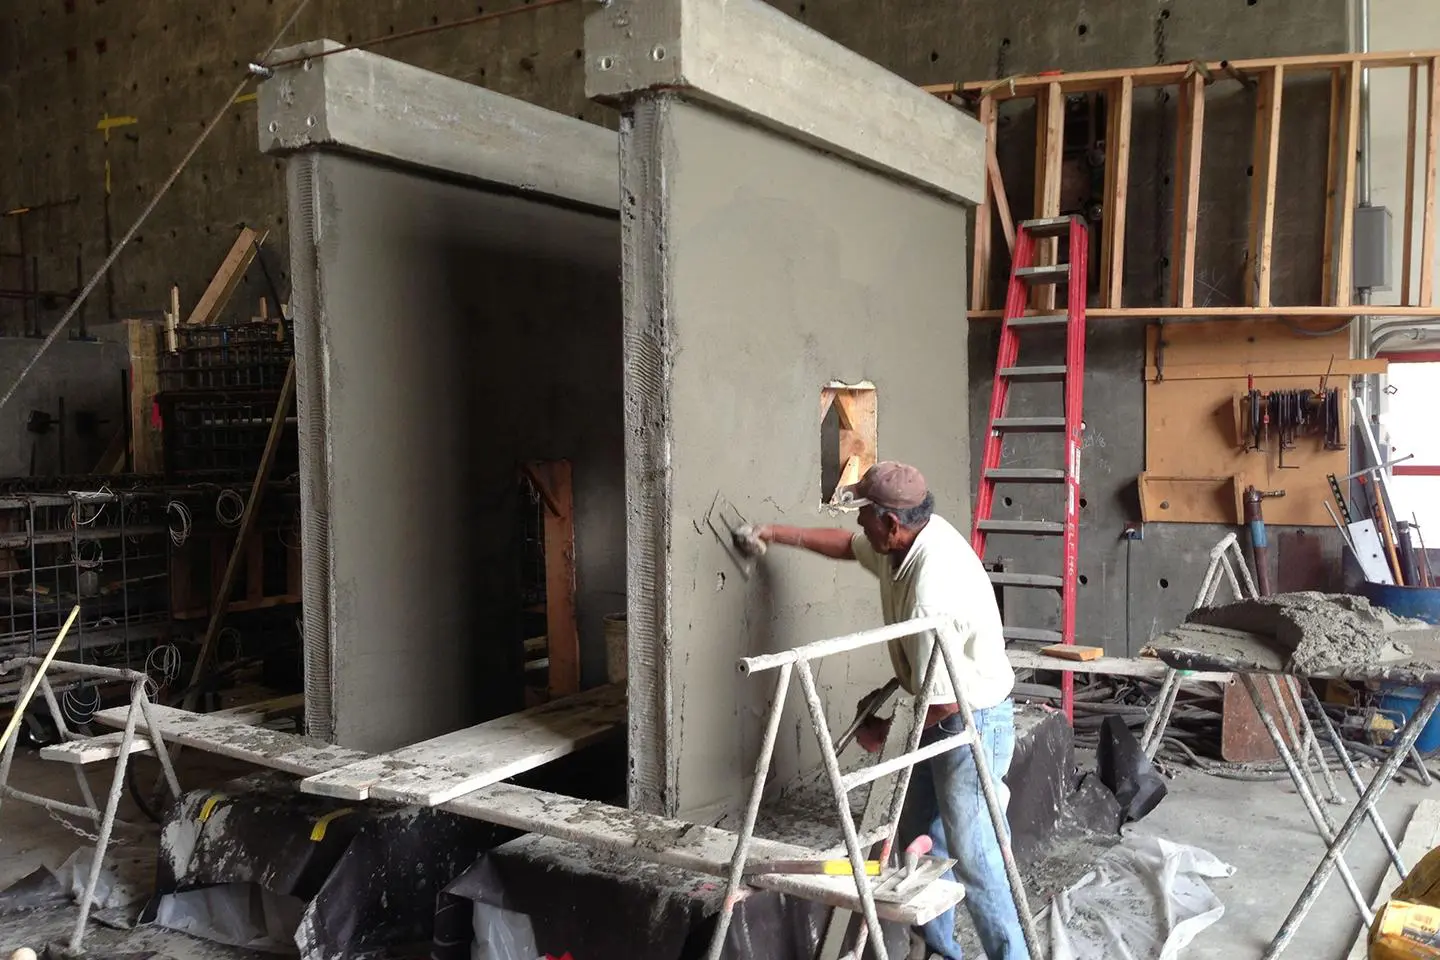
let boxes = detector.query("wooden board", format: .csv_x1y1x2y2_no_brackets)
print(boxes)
1041,644,1102,662
1007,648,1231,683
1102,76,1133,309
41,731,154,765
443,783,966,926
93,702,369,775
1143,320,1364,526
527,460,579,698
301,683,626,805
1346,798,1440,959
184,227,267,326
971,95,996,313
125,320,163,473
1170,73,1206,309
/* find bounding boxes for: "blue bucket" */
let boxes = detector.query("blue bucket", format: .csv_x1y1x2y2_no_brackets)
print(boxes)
1377,685,1440,754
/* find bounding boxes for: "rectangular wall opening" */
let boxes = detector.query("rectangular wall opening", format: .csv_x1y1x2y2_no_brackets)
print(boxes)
819,382,878,504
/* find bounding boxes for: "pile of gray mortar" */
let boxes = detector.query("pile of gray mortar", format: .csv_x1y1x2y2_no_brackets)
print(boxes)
1185,592,1424,675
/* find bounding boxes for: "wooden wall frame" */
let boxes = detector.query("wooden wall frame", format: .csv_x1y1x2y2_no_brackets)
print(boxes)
932,49,1440,319
522,460,580,699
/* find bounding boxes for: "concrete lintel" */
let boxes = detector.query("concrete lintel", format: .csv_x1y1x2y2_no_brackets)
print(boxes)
584,0,983,205
259,40,618,212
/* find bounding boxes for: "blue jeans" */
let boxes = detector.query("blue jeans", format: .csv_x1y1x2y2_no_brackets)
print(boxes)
899,698,1027,960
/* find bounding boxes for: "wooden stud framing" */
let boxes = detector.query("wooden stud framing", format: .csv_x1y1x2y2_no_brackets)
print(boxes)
185,227,268,327
1246,65,1284,308
1422,58,1440,306
1170,73,1205,309
1321,68,1342,306
1100,76,1133,308
525,461,580,699
1335,62,1362,307
1403,65,1420,306
1035,81,1064,311
971,96,996,313
988,150,1015,256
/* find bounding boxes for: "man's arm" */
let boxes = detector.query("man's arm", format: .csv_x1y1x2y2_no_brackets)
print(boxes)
756,525,856,561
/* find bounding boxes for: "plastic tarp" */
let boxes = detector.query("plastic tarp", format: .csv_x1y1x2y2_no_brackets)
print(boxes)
1048,835,1235,960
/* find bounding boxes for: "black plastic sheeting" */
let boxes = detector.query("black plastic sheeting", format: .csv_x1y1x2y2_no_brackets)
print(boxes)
1095,714,1169,822
433,833,910,960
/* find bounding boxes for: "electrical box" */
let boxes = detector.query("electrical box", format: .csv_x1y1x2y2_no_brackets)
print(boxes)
1354,204,1393,291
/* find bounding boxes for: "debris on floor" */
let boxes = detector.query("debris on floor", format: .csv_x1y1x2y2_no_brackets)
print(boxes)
1047,835,1235,960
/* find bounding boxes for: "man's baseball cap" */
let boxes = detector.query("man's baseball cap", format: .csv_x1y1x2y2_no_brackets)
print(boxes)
837,461,928,510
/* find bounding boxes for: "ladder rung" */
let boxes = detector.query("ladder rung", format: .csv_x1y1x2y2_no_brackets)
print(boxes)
984,468,1067,483
1004,627,1064,644
992,417,1066,432
989,571,1065,590
840,728,977,792
1006,313,1070,329
1020,216,1076,237
977,519,1065,536
1015,264,1070,285
999,365,1067,382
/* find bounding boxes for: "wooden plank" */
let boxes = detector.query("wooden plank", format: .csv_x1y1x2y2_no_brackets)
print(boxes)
1171,74,1206,309
1007,648,1230,683
41,731,154,765
301,683,626,804
1422,58,1440,306
125,320,163,474
1254,65,1285,307
534,460,580,698
184,227,267,326
1143,358,1388,382
1336,63,1362,307
936,49,1440,99
988,149,1015,255
1138,474,1243,525
1041,644,1102,662
1102,76,1133,308
1403,65,1420,306
835,388,878,475
443,783,966,926
971,95,996,313
1036,81,1065,312
1345,799,1440,959
1321,69,1343,306
93,702,369,775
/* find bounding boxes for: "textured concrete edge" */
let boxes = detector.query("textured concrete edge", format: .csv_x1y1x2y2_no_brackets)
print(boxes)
620,99,677,817
584,0,983,205
258,39,619,212
287,155,336,744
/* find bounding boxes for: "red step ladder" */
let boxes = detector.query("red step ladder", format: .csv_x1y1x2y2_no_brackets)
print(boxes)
971,216,1088,722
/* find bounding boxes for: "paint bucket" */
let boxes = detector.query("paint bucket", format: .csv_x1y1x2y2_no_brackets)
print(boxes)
1360,581,1440,626
604,612,627,684
1377,685,1440,754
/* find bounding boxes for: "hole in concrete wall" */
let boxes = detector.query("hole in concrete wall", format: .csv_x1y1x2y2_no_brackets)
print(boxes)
1079,497,1088,508
1079,574,1088,585
1077,23,1088,36
1003,496,1014,507
1247,165,1255,177
820,383,878,505
1159,578,1170,589
930,51,939,63
1001,37,1011,47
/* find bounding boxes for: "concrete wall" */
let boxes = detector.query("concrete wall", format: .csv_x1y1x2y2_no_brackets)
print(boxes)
0,335,127,477
621,97,972,818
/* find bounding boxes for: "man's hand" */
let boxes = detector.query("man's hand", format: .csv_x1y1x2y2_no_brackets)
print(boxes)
855,715,891,754
732,524,768,558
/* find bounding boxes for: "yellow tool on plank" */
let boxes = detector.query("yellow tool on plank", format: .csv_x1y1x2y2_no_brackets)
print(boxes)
743,858,881,877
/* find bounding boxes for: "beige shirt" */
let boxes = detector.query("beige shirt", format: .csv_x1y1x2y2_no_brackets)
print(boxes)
852,514,1014,710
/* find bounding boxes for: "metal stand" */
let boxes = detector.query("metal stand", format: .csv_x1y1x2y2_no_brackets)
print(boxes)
1239,674,1437,958
0,656,182,952
705,615,1041,960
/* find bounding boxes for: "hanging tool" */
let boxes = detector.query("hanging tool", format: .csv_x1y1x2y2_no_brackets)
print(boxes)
1327,474,1353,524
1364,476,1406,586
1413,516,1434,587
971,215,1088,723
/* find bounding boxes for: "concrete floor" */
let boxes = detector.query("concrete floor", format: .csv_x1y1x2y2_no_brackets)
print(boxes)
0,746,1430,958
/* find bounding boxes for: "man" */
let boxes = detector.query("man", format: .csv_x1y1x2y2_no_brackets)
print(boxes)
748,461,1025,960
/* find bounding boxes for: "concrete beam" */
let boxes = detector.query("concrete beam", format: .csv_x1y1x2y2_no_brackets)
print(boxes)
259,40,617,212
584,0,983,205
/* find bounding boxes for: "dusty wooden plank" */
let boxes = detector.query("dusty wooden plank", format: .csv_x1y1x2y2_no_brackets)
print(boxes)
184,227,267,326
1041,644,1103,662
1403,65,1420,306
41,731,154,765
971,95,996,313
302,683,626,804
1423,58,1440,306
443,782,966,926
1336,63,1362,307
1006,648,1230,683
1345,798,1440,960
1171,73,1205,309
1255,65,1284,307
1103,76,1133,308
94,702,368,775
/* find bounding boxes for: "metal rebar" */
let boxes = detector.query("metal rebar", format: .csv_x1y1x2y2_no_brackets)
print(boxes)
1264,687,1440,958
1300,684,1405,875
705,663,792,960
936,623,1042,958
795,660,890,960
